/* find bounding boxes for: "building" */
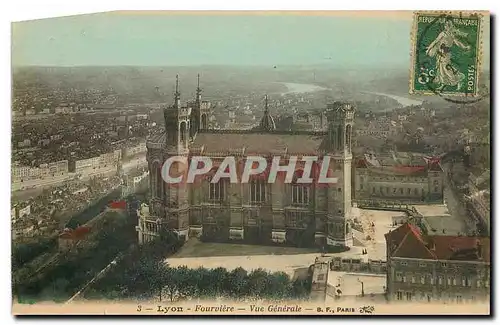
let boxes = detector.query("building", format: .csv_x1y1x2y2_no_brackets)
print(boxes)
310,258,329,301
122,170,149,197
124,142,147,158
12,166,30,182
354,152,444,204
465,170,490,236
385,222,490,303
137,75,356,249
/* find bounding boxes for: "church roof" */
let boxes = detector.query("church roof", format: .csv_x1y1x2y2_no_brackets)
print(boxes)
191,130,324,155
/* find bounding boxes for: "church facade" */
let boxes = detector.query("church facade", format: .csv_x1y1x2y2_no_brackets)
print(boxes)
137,75,356,249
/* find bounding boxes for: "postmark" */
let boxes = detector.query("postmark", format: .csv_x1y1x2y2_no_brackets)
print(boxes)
410,11,484,98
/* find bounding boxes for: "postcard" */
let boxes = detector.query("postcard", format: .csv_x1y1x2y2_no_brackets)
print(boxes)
11,10,491,316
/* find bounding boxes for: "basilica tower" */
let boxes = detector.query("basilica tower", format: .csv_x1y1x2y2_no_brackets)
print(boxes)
324,102,355,248
190,74,211,137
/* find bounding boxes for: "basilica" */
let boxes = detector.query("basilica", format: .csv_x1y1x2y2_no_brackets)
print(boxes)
137,75,356,249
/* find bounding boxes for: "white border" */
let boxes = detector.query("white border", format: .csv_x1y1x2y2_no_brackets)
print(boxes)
1,1,497,324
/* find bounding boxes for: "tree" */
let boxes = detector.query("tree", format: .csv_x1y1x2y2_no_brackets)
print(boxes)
175,266,199,299
266,272,291,300
225,267,248,299
247,268,270,299
135,257,167,301
290,277,312,299
209,267,229,297
161,266,190,302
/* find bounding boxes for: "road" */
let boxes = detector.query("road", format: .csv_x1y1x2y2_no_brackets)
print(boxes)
442,163,474,234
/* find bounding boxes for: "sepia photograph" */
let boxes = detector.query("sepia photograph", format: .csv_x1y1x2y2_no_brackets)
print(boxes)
8,8,491,316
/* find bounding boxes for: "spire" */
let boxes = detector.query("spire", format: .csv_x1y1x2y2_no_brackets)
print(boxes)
196,73,202,101
174,74,181,108
258,94,276,132
175,74,180,98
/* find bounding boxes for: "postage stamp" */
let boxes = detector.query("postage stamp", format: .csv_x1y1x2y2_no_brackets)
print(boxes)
410,11,484,97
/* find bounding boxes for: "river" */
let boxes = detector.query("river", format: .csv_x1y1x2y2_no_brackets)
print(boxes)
364,91,423,107
279,82,330,95
277,83,424,108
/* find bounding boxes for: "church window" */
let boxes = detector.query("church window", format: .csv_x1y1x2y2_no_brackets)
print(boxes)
209,180,226,201
292,185,309,205
337,126,342,150
250,179,266,203
345,125,352,151
156,165,162,198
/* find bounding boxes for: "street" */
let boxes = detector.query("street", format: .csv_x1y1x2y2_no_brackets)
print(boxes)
442,163,474,234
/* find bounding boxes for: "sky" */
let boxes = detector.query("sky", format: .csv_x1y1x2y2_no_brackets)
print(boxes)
11,11,490,68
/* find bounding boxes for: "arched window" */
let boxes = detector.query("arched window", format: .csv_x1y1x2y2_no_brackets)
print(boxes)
330,129,336,149
250,179,266,203
345,124,352,152
191,115,199,137
291,184,309,205
209,178,227,201
155,162,163,199
151,161,160,198
337,126,342,150
289,169,310,206
201,114,208,130
179,121,187,146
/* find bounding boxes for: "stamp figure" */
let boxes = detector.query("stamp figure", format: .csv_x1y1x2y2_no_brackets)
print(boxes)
410,11,483,96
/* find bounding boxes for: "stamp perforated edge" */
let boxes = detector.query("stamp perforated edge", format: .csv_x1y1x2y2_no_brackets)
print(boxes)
409,10,486,97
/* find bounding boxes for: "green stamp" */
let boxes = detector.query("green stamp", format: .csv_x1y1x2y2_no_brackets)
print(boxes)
410,11,484,97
